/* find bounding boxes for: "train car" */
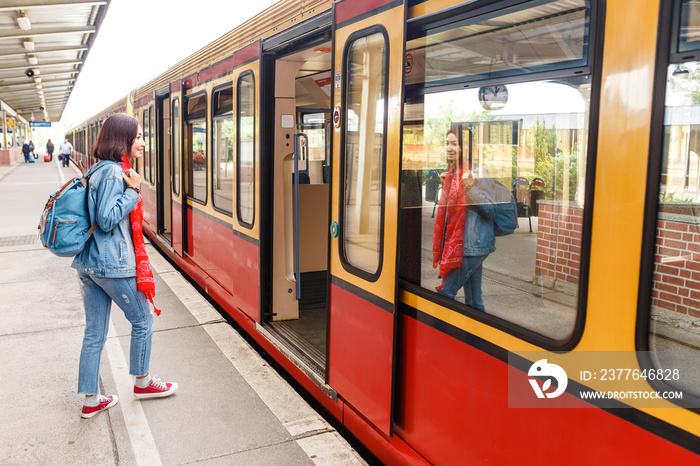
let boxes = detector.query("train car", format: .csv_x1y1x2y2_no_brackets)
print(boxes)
68,0,700,463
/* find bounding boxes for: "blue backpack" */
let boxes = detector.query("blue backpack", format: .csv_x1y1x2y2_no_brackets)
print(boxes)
491,180,518,237
38,173,98,257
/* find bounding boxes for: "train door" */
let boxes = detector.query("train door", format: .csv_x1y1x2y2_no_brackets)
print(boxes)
328,1,406,435
171,86,183,256
265,38,333,377
156,91,173,244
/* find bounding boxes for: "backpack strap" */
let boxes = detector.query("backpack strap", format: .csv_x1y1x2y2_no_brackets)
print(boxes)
81,172,99,237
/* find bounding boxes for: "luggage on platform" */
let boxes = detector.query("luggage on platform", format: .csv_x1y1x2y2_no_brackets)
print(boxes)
44,154,51,162
28,155,35,163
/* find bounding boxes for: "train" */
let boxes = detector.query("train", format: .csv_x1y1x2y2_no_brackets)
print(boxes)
67,0,700,463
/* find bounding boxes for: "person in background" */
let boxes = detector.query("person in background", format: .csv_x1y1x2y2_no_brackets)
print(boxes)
59,137,73,167
22,140,31,163
432,130,496,312
46,139,54,161
29,140,35,157
72,113,177,419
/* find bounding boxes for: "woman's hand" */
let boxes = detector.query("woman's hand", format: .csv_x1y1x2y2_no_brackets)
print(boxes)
123,169,141,189
462,169,475,189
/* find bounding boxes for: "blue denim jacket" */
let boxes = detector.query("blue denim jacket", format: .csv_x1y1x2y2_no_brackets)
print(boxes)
72,160,140,277
462,178,498,256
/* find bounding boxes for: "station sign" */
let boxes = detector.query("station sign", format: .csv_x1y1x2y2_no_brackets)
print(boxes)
30,121,51,127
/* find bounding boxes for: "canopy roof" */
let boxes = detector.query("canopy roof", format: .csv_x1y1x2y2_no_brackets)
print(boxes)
0,0,110,122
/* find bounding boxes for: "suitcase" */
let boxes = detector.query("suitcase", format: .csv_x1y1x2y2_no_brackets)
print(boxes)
44,154,51,162
28,154,35,163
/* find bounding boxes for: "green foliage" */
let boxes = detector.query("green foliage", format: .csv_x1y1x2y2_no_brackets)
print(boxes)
536,152,579,200
424,99,489,166
669,63,700,105
531,117,556,173
659,190,695,203
529,117,579,200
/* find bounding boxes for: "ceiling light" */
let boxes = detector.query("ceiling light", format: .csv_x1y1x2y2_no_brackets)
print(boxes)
17,12,31,31
27,55,37,65
23,39,34,51
34,77,41,83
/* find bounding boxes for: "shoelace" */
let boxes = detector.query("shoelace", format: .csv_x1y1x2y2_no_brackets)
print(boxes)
84,395,109,408
149,376,167,390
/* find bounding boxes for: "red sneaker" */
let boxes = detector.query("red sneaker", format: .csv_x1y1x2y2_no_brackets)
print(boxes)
133,376,178,399
81,395,118,419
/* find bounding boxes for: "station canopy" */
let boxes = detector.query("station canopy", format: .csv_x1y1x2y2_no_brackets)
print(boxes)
0,1,110,123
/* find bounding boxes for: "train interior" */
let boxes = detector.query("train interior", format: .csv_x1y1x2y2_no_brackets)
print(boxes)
267,41,332,376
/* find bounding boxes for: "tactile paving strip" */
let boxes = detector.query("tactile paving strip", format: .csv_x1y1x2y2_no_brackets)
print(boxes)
0,235,39,247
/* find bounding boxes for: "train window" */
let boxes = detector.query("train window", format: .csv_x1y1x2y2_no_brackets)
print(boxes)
300,112,328,162
237,72,255,227
679,0,700,52
400,0,592,342
143,109,150,182
645,1,700,399
340,30,387,277
406,0,589,91
149,104,155,183
172,97,181,196
212,85,233,214
185,93,207,203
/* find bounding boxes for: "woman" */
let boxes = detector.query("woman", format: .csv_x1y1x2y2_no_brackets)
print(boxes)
22,140,31,162
432,130,496,312
46,139,54,161
72,113,177,419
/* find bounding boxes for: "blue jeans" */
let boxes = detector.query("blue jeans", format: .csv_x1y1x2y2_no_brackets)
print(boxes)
77,270,153,395
438,255,488,312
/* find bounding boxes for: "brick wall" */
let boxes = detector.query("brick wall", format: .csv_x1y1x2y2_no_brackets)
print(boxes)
534,201,583,292
652,214,700,318
0,147,23,165
533,203,700,318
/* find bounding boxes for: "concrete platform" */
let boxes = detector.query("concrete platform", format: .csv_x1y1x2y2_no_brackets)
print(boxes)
0,158,365,465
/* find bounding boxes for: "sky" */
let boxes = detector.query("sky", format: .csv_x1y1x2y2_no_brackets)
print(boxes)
59,0,279,129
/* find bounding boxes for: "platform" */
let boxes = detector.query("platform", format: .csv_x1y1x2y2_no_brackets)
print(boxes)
0,158,365,465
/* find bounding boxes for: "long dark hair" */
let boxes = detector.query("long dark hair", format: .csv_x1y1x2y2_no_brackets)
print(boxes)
446,129,464,168
93,113,138,162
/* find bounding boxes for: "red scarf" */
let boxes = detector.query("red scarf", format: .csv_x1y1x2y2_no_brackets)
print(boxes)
432,165,468,291
120,155,161,316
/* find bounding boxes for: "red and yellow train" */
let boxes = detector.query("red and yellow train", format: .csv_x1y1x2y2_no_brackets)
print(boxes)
68,0,700,463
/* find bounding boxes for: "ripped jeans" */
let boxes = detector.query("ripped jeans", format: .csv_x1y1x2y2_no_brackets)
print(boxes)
77,270,153,395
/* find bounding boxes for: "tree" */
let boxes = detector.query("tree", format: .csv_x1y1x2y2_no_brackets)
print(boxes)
531,116,556,176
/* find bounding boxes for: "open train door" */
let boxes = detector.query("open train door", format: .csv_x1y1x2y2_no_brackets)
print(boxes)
329,0,406,436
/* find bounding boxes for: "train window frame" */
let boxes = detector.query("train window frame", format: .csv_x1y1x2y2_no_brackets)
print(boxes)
211,83,234,216
184,91,208,205
637,0,700,408
672,0,700,59
149,104,155,184
236,70,255,229
172,97,181,196
398,0,602,350
337,26,390,282
143,108,150,183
